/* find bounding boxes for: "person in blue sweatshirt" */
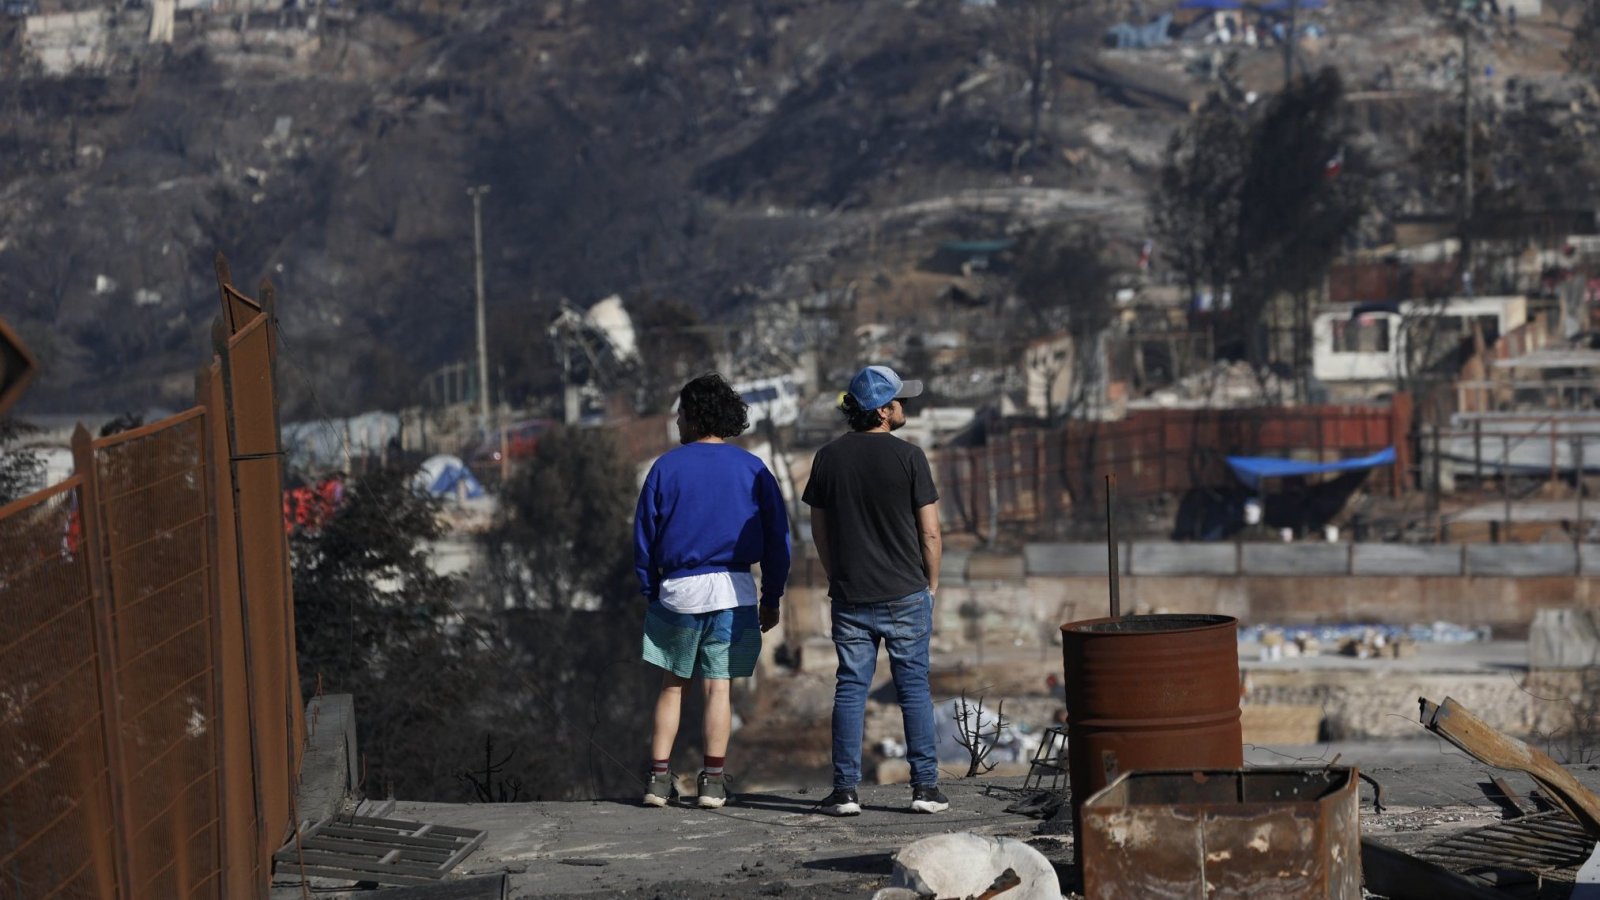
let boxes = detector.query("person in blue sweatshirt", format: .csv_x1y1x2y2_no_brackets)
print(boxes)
635,373,790,808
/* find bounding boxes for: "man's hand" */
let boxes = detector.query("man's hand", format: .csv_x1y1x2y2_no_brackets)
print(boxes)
760,605,781,633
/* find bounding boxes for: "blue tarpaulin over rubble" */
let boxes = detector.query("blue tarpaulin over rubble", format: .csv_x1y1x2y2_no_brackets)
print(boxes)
1227,447,1396,490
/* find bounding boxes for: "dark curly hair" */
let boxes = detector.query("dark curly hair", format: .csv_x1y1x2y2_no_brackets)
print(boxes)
679,373,749,439
839,393,885,432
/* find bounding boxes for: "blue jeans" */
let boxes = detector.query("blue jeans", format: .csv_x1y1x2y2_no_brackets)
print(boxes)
830,589,938,790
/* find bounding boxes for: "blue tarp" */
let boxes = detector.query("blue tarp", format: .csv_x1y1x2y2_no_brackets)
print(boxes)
1106,12,1173,49
1176,0,1241,9
1227,447,1396,490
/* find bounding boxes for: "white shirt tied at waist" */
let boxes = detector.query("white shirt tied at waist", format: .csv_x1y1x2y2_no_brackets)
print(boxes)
657,570,757,614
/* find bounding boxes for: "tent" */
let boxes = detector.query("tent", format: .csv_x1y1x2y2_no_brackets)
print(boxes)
1176,0,1242,9
414,454,486,499
1227,447,1396,490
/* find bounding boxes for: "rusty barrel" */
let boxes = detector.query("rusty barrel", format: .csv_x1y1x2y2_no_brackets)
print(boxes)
1061,614,1243,839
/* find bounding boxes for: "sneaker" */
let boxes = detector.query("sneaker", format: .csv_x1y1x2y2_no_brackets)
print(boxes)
696,771,729,808
910,785,949,813
643,771,676,807
817,788,861,817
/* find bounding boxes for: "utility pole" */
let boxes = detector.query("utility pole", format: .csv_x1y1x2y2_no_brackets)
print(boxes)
468,185,492,435
1460,16,1474,289
1282,0,1300,87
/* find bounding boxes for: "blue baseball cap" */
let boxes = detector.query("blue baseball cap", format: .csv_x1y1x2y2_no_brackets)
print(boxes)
848,365,924,411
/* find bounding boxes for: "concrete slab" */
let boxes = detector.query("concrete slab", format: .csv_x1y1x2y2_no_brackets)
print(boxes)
268,749,1600,898
269,780,1055,899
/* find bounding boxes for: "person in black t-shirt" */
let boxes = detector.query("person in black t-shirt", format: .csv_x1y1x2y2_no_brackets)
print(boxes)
802,365,948,816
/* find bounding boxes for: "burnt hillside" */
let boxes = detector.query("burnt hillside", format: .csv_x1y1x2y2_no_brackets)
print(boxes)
1,0,1130,415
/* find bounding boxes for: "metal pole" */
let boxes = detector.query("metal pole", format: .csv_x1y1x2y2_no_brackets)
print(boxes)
1474,418,1483,488
1461,18,1474,283
1502,433,1511,543
468,185,492,435
1431,423,1442,537
1576,436,1585,570
1283,0,1299,87
1106,473,1121,618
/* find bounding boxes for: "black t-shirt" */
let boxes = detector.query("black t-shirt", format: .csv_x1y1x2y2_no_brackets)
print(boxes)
802,431,939,604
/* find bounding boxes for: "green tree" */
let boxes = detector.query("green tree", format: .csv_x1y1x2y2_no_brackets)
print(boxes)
292,467,504,800
630,295,716,414
0,418,43,505
1153,68,1370,372
1012,224,1122,418
481,425,656,798
1150,98,1247,317
1566,1,1600,85
997,0,1098,156
484,425,636,607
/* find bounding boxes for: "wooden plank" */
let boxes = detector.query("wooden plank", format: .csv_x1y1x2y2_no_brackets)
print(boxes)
1421,697,1600,837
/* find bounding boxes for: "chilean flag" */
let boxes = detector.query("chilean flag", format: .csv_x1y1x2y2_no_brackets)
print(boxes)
1324,146,1344,180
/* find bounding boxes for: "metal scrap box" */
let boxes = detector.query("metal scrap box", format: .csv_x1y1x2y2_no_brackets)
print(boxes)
1079,767,1361,899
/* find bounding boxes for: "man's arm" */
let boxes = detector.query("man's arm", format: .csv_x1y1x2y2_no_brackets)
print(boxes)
810,506,833,579
757,468,790,633
632,469,659,601
916,501,942,595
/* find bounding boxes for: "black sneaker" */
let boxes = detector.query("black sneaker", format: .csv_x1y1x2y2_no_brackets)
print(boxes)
643,771,676,807
817,788,861,816
910,785,949,813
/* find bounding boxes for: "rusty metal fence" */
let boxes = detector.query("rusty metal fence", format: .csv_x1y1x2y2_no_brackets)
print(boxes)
0,477,120,900
0,259,303,899
933,399,1413,537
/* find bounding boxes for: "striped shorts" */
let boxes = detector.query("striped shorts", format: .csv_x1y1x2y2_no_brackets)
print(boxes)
642,604,761,679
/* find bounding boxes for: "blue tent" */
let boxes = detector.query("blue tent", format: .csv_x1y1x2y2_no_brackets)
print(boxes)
1176,0,1242,9
1227,447,1396,490
415,455,486,499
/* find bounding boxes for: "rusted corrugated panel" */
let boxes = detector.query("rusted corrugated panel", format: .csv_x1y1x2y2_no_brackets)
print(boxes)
1062,613,1243,840
202,359,265,899
0,477,121,899
221,311,303,874
1080,768,1362,900
91,411,224,899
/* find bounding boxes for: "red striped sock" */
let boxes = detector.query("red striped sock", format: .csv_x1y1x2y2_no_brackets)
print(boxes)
703,755,725,775
651,759,670,775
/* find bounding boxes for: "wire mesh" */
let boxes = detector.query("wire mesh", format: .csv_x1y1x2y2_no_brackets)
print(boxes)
0,478,119,900
93,413,222,899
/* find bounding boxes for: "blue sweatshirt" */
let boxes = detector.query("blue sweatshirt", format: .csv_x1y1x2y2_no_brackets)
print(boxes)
634,442,792,607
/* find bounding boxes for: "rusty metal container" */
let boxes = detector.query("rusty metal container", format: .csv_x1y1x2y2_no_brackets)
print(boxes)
1079,767,1363,899
1061,614,1243,833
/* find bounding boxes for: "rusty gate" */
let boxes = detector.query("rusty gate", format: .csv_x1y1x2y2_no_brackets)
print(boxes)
0,257,305,899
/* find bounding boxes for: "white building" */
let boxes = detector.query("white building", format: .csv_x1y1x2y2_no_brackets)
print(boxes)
1313,295,1528,399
